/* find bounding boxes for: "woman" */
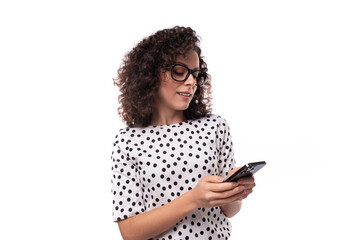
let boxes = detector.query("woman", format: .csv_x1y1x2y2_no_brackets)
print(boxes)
111,26,256,240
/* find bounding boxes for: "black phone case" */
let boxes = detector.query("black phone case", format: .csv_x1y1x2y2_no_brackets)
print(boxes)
223,161,266,182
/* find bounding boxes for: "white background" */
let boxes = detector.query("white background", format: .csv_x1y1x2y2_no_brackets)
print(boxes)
0,0,359,239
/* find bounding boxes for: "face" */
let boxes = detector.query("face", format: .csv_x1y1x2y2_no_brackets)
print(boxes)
155,50,199,113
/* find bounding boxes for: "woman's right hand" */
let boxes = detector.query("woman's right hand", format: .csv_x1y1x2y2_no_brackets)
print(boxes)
188,175,246,208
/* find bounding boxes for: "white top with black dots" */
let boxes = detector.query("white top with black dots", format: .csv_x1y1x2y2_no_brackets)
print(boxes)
110,113,237,240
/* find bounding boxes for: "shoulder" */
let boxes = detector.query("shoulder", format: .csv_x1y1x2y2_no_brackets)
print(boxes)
199,113,231,136
113,126,133,149
112,126,138,162
212,114,232,140
208,113,229,126
200,113,224,123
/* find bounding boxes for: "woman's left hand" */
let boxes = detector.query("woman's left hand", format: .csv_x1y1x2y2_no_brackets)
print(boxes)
224,166,256,201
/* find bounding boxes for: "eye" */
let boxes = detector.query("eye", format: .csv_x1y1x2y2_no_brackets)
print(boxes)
174,70,185,75
173,65,188,75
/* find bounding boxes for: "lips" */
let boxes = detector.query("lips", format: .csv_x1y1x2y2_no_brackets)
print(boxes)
177,91,192,96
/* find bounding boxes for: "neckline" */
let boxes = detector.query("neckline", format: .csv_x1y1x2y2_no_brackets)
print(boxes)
151,118,190,128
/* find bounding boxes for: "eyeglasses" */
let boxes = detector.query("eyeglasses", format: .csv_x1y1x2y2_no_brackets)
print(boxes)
170,63,208,87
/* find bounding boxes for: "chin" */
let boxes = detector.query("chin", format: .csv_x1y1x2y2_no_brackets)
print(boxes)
174,103,190,110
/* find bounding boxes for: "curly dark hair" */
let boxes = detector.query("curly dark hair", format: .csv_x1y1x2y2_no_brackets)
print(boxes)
112,25,213,128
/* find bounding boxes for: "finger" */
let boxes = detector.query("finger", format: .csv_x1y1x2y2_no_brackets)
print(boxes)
236,176,255,185
210,181,243,192
214,188,246,206
233,189,248,202
237,183,256,190
208,175,227,183
236,176,255,184
212,185,246,200
240,189,253,200
241,193,249,200
213,177,255,192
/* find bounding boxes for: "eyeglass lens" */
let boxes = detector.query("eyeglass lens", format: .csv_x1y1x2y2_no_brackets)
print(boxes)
172,65,206,85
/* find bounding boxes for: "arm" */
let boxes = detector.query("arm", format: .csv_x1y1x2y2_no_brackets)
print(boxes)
117,190,197,240
220,200,242,218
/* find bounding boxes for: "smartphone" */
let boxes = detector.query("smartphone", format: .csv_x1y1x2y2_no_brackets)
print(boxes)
223,161,266,182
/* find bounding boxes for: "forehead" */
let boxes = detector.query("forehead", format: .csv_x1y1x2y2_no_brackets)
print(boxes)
175,50,199,69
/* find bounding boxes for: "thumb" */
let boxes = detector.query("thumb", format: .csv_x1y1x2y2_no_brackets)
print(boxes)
212,175,224,183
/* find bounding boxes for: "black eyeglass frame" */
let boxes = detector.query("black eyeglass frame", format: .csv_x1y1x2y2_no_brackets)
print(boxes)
170,62,208,87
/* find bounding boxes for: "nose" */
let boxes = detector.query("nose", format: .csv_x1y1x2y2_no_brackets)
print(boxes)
184,72,197,86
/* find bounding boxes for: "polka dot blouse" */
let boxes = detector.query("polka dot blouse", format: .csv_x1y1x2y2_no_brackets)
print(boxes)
110,113,237,240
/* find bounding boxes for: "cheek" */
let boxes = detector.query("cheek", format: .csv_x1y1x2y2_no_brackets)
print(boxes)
158,86,177,102
162,80,178,96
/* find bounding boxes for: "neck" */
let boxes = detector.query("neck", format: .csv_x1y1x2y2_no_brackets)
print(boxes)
151,111,186,126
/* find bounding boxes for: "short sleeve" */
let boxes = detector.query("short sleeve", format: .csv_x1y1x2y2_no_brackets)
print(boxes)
216,116,236,179
110,133,146,222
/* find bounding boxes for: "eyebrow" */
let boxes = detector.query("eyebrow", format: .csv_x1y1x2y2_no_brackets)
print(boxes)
175,62,200,70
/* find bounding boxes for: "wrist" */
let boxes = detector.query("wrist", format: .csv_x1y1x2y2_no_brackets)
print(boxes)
185,189,199,210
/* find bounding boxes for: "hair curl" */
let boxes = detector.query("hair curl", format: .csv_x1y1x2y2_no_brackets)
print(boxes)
113,25,213,128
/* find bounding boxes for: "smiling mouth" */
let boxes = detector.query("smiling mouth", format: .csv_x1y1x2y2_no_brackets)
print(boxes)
177,92,192,97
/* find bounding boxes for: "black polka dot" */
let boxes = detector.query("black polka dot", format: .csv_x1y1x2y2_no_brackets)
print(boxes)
111,113,235,239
